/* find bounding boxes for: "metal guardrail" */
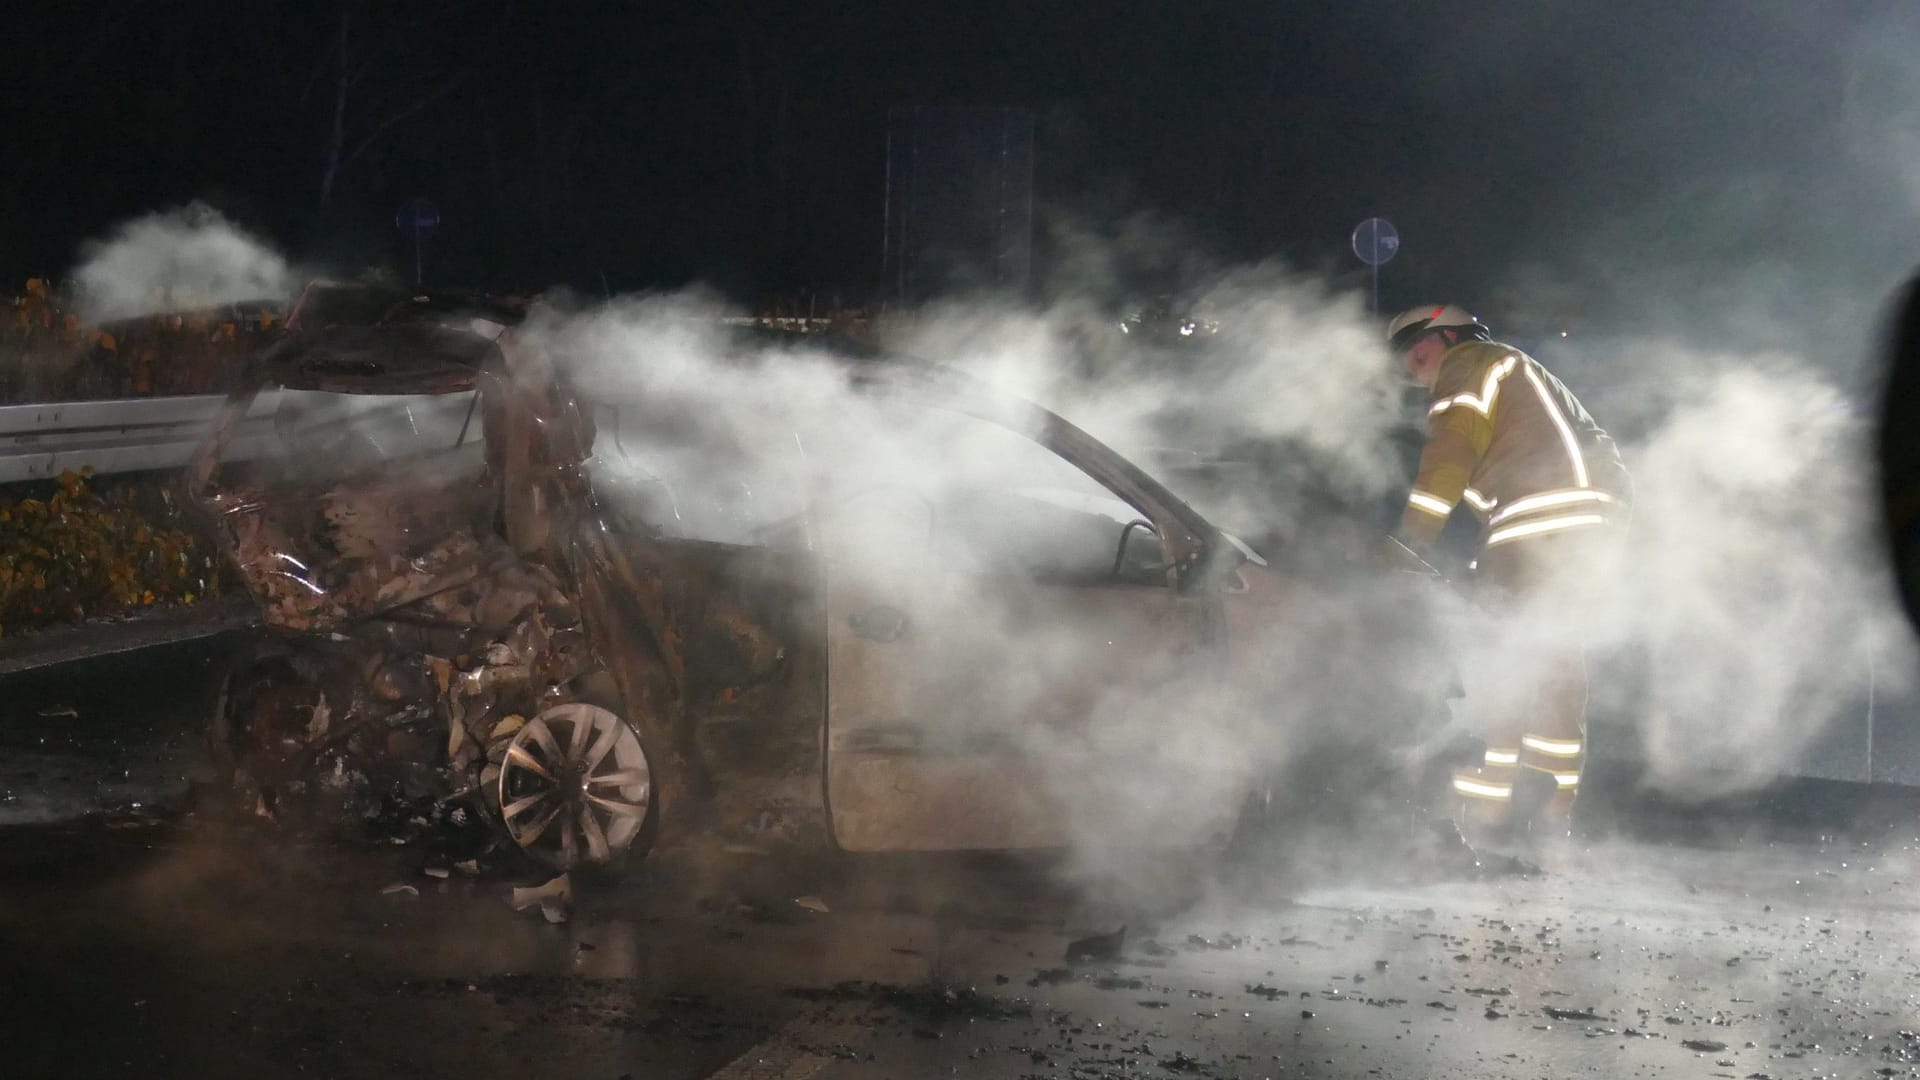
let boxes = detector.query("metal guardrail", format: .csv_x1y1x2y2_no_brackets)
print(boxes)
0,391,482,672
0,391,486,486
0,594,261,677
0,394,279,671
0,394,287,485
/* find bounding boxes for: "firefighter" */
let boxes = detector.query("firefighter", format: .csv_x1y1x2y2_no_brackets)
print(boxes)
1386,304,1629,846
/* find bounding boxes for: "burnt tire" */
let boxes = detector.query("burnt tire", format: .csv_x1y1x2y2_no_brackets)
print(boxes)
205,644,320,819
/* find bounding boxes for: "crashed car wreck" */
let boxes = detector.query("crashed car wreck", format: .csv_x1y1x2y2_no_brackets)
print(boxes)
185,283,1452,877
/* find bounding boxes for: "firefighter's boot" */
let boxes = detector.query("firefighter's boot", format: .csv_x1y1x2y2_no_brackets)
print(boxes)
1506,767,1559,843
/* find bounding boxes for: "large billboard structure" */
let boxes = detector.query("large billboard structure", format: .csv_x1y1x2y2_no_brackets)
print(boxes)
882,106,1035,303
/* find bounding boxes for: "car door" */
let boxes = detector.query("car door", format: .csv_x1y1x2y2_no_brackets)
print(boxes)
820,399,1232,853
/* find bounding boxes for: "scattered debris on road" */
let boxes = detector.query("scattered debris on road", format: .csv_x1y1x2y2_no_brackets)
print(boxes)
1065,925,1126,962
510,872,572,924
786,980,1035,1023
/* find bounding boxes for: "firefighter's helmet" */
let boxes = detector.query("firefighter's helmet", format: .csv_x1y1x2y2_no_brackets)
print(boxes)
1388,304,1490,351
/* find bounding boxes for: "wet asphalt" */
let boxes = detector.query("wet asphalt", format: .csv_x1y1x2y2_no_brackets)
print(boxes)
3,643,1920,1080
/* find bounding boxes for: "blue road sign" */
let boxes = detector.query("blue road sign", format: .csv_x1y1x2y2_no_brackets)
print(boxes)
395,197,441,237
1351,217,1399,267
395,198,440,285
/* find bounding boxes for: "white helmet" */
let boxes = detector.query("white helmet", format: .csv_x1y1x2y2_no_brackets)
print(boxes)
1387,304,1489,351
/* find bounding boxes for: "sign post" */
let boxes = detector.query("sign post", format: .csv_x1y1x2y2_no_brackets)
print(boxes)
1350,217,1400,316
394,197,442,286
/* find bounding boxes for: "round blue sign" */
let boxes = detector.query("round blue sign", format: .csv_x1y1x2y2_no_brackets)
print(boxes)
1351,217,1399,267
395,197,441,236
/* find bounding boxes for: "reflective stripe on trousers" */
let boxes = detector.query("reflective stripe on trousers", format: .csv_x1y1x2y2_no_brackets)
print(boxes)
1453,529,1598,827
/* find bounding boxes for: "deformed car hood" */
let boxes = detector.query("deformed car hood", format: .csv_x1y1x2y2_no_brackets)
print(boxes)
254,282,531,394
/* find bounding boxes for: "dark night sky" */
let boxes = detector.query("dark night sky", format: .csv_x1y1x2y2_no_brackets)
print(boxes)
7,1,1920,361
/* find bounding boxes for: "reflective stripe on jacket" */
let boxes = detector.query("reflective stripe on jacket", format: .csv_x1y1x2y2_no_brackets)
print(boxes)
1399,341,1629,550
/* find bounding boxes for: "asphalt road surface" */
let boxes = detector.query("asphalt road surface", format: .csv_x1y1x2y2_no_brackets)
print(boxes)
3,642,1920,1080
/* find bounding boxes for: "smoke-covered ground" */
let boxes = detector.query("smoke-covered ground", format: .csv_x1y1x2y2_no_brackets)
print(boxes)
5,758,1919,1080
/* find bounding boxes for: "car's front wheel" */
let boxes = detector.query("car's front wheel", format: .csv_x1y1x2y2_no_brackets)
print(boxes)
483,702,657,874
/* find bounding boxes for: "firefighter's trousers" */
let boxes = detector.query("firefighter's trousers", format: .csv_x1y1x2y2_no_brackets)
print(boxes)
1450,529,1611,832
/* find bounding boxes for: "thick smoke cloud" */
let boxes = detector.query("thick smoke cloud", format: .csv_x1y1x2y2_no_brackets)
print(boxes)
892,268,1402,481
1572,354,1914,797
71,203,292,323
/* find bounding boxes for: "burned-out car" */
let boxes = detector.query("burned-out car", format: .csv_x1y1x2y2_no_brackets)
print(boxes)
186,283,1449,874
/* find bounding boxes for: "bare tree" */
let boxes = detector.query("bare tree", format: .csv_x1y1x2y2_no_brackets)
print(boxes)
308,1,514,207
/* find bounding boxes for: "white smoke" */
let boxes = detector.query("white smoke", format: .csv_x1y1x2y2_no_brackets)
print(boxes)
71,202,293,323
885,267,1403,487
1572,353,1915,796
